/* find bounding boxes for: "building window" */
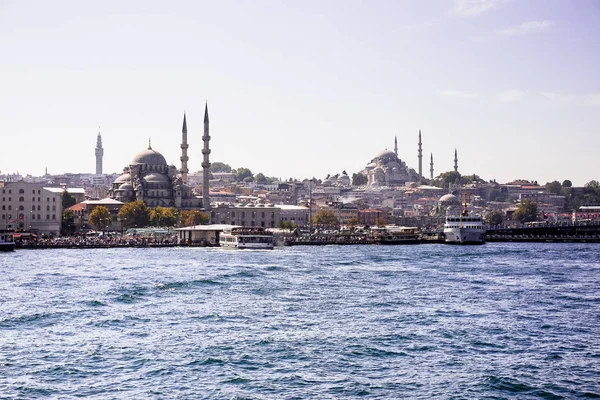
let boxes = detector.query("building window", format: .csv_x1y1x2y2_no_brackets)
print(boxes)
19,197,24,202
53,197,56,202
19,189,24,194
38,214,41,220
52,214,56,220
8,205,12,210
33,190,35,194
38,190,40,194
52,205,56,211
32,205,35,211
46,215,50,220
37,205,40,211
47,197,50,202
32,214,35,220
32,197,35,202
47,205,50,211
38,197,40,202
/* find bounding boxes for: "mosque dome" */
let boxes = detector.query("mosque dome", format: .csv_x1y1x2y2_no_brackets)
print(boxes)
439,193,459,204
374,149,397,159
118,183,134,191
114,173,130,183
143,173,169,183
132,148,167,165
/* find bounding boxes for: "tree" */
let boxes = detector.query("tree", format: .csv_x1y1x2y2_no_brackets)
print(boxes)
117,200,150,229
210,162,232,173
89,206,112,231
545,180,562,195
61,209,75,236
513,199,538,223
235,167,253,182
485,210,504,226
313,209,338,227
277,220,297,231
347,217,359,228
352,173,368,186
562,180,572,188
62,191,77,209
255,173,267,184
437,171,463,188
585,180,600,190
149,206,178,227
178,209,209,227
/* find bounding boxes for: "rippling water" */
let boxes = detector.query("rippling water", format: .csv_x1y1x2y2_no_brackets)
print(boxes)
1,244,599,399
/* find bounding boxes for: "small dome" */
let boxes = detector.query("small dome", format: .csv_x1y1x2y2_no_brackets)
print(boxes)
143,173,169,183
439,193,459,204
119,183,134,191
132,148,167,165
114,173,130,183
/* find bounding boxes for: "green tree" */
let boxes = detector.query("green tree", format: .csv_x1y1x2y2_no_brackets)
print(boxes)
562,180,572,188
545,180,562,194
313,209,338,227
235,167,253,182
585,180,600,190
61,209,75,236
149,206,178,227
89,206,112,231
117,200,150,229
177,209,209,227
210,162,232,173
352,173,368,186
485,210,504,226
513,199,538,223
436,171,463,188
255,173,267,184
347,217,359,227
277,220,297,230
61,191,77,209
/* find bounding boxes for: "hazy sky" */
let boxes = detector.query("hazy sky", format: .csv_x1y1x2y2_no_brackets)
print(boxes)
1,0,599,186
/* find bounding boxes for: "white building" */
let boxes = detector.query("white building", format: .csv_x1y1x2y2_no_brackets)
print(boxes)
0,181,72,236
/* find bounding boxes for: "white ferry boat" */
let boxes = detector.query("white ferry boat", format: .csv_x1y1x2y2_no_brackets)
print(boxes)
443,198,485,245
220,227,274,249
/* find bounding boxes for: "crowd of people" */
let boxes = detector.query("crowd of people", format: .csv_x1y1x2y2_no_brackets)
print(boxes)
15,234,179,249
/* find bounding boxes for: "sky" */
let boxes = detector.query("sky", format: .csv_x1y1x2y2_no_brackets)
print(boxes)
0,0,599,186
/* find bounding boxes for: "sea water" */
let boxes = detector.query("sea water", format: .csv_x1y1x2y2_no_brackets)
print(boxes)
0,243,599,399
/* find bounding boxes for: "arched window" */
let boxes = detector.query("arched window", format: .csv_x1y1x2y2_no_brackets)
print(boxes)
32,214,35,220
31,205,35,211
19,196,24,202
19,205,24,211
37,205,40,211
19,189,24,194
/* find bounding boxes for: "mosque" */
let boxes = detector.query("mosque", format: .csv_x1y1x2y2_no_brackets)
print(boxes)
360,134,419,186
108,104,212,210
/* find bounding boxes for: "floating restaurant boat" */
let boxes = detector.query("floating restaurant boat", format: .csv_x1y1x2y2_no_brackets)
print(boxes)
220,227,274,249
0,230,15,252
375,226,422,245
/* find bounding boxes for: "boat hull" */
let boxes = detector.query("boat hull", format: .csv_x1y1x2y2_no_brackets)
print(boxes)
0,243,16,252
443,228,485,245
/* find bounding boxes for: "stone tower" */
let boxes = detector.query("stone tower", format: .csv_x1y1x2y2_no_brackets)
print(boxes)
454,149,458,172
180,112,189,184
430,153,434,180
418,130,423,178
95,128,104,175
202,102,211,212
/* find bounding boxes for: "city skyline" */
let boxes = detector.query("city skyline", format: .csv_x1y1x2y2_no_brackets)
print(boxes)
1,1,599,186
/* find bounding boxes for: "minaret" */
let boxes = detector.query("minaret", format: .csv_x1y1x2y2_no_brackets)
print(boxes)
454,148,458,172
202,102,211,212
430,153,434,180
418,130,423,178
95,128,104,175
180,112,189,184
394,136,398,157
